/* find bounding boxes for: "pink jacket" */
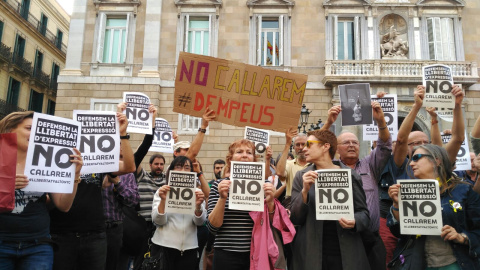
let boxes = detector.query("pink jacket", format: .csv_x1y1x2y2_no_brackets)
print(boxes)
249,199,296,270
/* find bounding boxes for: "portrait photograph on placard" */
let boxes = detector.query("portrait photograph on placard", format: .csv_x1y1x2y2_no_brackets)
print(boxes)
339,83,372,126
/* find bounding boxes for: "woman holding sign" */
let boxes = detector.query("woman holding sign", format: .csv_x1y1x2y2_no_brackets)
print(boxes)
0,111,83,269
206,139,281,270
289,129,371,270
387,144,480,270
151,155,206,270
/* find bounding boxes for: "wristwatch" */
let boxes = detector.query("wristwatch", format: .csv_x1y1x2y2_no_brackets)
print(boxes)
120,134,130,140
198,128,207,133
460,233,469,245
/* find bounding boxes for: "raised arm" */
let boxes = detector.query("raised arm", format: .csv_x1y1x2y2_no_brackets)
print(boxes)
112,113,136,175
186,107,216,161
445,85,465,164
276,127,297,178
426,107,442,146
394,85,424,167
321,105,341,132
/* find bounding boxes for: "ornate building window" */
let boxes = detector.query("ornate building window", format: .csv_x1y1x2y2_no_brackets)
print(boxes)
96,14,130,64
426,17,456,61
326,15,363,60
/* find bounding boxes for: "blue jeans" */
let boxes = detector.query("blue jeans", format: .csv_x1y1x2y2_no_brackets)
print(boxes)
51,232,107,270
0,239,53,270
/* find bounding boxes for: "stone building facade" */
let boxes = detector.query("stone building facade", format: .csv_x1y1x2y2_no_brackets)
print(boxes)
57,0,480,179
0,0,69,119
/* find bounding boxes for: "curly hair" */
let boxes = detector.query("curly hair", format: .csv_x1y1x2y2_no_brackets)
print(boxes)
306,129,337,159
223,139,257,177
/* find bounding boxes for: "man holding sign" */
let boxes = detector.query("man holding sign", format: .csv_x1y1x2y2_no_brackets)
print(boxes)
386,145,480,270
290,129,370,270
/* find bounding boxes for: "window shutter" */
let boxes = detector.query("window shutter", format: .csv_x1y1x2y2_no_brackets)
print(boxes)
208,14,212,56
354,16,360,60
123,13,130,63
184,14,190,52
333,16,338,60
96,13,106,63
257,15,262,66
279,15,284,66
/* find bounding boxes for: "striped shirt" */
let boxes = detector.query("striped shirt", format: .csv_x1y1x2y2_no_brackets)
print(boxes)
136,168,165,221
206,178,254,253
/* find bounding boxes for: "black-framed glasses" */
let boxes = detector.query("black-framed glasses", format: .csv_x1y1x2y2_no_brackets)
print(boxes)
306,140,323,148
411,154,433,162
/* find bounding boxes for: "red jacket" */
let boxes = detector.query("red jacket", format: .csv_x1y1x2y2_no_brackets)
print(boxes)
249,199,296,270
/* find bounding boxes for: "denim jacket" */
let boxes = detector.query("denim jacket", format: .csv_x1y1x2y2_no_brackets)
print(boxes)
387,182,480,270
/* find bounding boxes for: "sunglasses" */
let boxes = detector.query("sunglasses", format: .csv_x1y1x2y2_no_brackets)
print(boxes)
306,140,323,148
411,153,433,162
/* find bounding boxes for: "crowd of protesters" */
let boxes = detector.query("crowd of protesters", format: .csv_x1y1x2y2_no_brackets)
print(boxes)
2,84,480,270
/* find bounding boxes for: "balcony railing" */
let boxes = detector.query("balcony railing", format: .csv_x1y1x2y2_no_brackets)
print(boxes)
2,0,67,55
33,67,50,87
50,79,58,97
323,60,479,86
0,42,12,62
12,53,33,75
0,99,26,120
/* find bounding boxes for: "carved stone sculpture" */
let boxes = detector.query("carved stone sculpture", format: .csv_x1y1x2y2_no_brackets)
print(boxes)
380,25,409,59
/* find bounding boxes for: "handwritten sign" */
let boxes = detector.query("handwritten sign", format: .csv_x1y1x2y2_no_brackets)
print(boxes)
314,169,354,220
244,126,270,162
74,110,120,173
174,52,307,132
423,64,455,109
363,94,398,141
123,92,152,134
149,118,173,153
398,180,442,235
165,171,196,215
24,113,80,193
229,161,265,211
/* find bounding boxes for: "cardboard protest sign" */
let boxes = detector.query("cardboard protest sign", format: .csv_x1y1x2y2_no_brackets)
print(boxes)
149,118,174,153
398,180,442,235
123,92,152,134
165,171,196,215
244,126,270,162
74,111,120,174
339,83,372,126
363,94,398,141
229,161,265,211
24,113,81,193
315,169,354,220
423,64,455,109
174,52,307,132
441,132,471,171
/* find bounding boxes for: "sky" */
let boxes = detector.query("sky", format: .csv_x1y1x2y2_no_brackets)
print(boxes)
56,0,73,15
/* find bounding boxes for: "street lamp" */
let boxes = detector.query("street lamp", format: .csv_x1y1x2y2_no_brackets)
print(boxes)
298,104,311,133
309,119,323,131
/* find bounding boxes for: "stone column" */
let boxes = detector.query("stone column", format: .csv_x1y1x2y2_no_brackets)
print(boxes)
138,0,162,77
61,0,87,76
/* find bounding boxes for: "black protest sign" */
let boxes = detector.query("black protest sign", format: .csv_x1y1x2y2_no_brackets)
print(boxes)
423,64,455,109
74,110,120,174
123,92,153,134
24,113,81,193
398,180,442,235
314,169,354,220
229,161,265,211
149,118,173,153
165,171,196,215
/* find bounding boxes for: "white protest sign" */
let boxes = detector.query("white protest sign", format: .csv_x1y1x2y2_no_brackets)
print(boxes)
229,161,265,211
74,111,120,174
363,94,398,141
165,171,196,215
123,92,152,134
441,132,471,171
315,169,354,220
244,126,270,162
149,118,173,153
24,113,81,193
423,64,455,109
398,179,442,235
